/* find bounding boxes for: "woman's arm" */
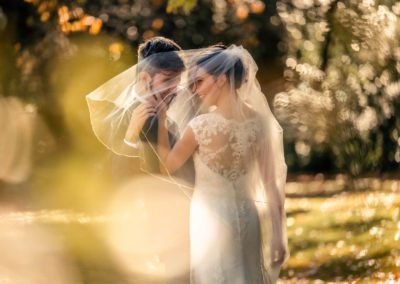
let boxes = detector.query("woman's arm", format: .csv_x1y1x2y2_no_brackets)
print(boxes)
257,151,287,266
157,109,198,175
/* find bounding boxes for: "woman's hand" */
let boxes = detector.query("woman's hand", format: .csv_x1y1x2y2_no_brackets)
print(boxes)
270,235,287,267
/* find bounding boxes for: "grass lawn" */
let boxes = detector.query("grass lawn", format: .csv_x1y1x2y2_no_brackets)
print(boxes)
279,177,400,283
1,177,399,283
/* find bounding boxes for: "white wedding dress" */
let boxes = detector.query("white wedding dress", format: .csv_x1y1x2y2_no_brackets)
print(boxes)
188,112,275,284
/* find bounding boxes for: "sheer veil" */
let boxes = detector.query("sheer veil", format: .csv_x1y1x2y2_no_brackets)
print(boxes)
86,44,290,276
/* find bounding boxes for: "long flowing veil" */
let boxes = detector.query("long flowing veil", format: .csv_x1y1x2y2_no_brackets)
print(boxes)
86,44,290,277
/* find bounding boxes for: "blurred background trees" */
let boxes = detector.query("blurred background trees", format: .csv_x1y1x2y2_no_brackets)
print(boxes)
273,0,400,175
1,0,399,176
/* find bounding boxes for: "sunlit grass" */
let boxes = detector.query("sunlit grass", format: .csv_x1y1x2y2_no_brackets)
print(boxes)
1,179,399,283
280,180,400,283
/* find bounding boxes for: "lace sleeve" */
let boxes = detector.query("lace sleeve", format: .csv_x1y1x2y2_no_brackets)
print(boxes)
188,115,209,146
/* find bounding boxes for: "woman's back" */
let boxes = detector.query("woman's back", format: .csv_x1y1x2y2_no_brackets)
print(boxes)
188,111,262,185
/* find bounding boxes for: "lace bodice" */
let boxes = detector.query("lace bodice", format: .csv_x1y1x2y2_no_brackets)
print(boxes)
188,112,262,183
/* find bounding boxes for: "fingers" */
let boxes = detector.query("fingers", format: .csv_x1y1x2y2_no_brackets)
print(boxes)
132,103,157,119
136,94,172,119
141,104,157,118
145,93,175,112
154,93,162,102
146,95,168,114
147,95,158,105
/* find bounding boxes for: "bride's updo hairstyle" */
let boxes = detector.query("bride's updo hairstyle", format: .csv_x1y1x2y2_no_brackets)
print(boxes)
195,44,246,89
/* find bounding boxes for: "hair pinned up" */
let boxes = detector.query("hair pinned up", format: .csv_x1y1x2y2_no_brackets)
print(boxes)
195,44,246,89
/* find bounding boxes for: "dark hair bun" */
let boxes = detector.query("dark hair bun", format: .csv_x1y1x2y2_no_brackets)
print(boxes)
196,44,246,89
231,54,245,89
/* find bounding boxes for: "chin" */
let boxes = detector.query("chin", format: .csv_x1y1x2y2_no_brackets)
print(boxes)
200,97,212,106
202,101,213,108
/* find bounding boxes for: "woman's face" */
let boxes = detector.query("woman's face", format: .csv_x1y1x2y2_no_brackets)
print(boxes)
192,67,220,107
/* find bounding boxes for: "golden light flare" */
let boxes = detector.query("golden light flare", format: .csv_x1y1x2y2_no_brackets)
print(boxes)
250,1,265,14
109,42,124,61
37,2,47,13
151,18,164,30
236,4,249,20
105,175,192,281
40,10,50,22
89,18,102,35
56,5,102,35
58,6,69,23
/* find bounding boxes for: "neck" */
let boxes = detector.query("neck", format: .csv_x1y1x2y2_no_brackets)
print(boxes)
215,86,239,119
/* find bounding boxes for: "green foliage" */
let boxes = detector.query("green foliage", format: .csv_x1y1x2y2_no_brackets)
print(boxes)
167,0,197,14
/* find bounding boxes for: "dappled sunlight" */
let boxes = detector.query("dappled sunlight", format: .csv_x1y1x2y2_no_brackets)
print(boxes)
282,179,400,282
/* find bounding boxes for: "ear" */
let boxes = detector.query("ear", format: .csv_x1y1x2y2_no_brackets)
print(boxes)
216,74,227,87
138,71,151,84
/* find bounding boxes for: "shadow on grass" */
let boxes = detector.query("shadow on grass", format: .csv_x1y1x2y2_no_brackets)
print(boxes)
329,217,390,235
281,250,391,281
286,216,391,255
287,239,322,255
286,208,310,217
286,189,345,199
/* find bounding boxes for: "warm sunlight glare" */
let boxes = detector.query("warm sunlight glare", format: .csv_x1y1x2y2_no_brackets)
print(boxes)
106,175,192,281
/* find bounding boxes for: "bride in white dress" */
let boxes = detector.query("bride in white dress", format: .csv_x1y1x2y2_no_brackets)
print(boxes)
157,44,290,283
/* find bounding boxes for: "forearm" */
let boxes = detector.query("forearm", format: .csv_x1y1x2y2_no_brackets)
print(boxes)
267,184,284,235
